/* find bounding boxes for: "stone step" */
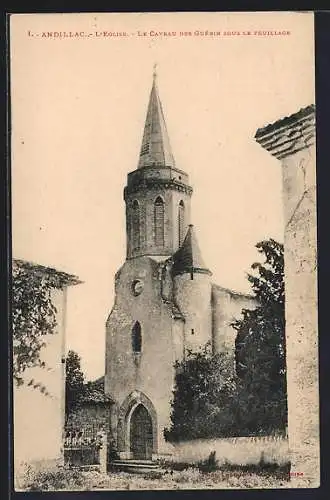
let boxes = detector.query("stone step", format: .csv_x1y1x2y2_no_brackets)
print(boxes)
113,460,155,465
110,459,161,474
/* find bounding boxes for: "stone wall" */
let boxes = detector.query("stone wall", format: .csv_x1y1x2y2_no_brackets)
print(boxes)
169,435,288,466
255,105,319,487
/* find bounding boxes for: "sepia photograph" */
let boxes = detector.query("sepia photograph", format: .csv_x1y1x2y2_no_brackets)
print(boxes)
10,11,318,490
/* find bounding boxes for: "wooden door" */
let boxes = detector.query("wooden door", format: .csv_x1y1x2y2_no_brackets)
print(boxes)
130,404,153,460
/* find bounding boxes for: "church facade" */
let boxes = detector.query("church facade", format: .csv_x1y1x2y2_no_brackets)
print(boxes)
105,72,256,460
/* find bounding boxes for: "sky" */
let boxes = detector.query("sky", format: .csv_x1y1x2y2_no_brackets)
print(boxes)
10,12,315,380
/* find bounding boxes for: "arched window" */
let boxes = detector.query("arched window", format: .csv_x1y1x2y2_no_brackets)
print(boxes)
132,200,140,251
154,196,165,247
178,200,185,247
132,321,142,353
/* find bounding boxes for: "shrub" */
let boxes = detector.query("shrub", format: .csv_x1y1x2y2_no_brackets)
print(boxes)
165,240,287,442
198,451,218,473
160,460,194,471
143,471,164,480
165,347,237,442
172,467,202,484
108,446,120,463
218,460,290,480
15,460,86,491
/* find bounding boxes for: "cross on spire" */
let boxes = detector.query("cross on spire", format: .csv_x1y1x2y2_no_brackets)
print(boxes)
153,63,158,80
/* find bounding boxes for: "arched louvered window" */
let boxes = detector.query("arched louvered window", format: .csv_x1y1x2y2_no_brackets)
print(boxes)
132,200,141,251
178,200,185,247
132,321,142,353
154,196,165,247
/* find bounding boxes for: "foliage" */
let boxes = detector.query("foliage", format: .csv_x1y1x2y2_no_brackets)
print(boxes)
65,350,85,418
14,458,290,491
108,444,120,463
198,451,219,473
142,471,164,480
65,370,111,422
165,239,286,440
12,260,58,389
171,467,202,484
164,343,237,441
80,377,110,404
15,461,86,491
232,238,287,434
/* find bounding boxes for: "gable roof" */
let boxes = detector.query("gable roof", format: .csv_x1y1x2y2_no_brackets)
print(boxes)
13,259,82,288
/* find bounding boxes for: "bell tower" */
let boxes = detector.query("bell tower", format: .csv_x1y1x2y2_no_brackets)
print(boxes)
124,69,193,259
105,68,215,460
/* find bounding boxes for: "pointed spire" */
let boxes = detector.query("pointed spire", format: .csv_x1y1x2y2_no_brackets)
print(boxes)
172,225,212,276
138,68,175,169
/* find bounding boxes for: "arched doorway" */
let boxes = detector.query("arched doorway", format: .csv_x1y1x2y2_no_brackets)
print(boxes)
130,404,153,460
117,392,158,458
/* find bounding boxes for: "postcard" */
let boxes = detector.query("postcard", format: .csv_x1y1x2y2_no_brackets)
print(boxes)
10,11,318,490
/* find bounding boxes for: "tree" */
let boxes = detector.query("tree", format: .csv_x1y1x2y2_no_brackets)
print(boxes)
65,350,85,418
12,260,58,389
164,343,237,442
232,238,287,434
165,239,286,440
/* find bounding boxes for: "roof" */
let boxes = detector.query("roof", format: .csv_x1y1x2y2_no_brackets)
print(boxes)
172,225,212,276
254,105,315,160
13,259,83,288
137,71,175,169
255,104,315,139
79,376,113,404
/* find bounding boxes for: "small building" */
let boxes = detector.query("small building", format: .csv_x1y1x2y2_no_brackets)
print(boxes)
65,376,113,434
13,259,82,466
64,376,114,467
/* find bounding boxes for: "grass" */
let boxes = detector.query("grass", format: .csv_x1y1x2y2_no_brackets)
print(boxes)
15,458,291,491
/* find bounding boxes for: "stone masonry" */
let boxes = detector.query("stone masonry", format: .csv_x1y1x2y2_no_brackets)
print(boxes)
255,105,319,487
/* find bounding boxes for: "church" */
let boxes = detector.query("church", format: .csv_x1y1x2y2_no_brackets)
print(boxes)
105,70,256,460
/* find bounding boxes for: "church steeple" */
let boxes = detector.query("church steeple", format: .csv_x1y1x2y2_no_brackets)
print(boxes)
124,71,192,260
138,66,175,169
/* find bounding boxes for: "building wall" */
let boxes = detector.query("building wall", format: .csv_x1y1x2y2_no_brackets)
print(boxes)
105,256,184,454
14,287,67,465
211,285,257,363
173,272,212,352
281,145,319,486
255,106,319,486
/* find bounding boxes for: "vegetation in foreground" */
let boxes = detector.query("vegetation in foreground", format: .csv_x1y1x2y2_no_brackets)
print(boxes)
15,456,290,491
